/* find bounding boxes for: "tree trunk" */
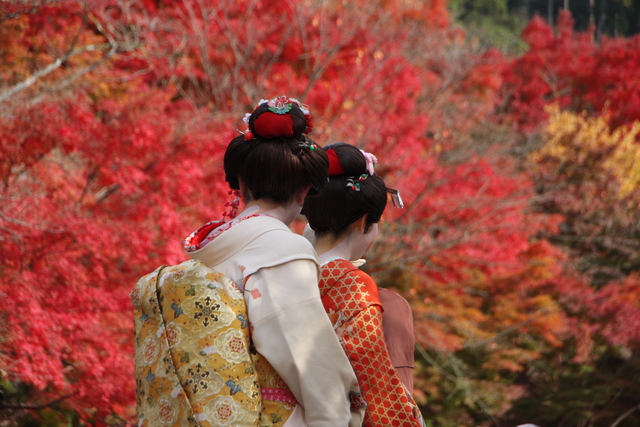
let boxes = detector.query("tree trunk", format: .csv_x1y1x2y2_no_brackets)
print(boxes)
596,10,605,43
595,0,607,42
548,0,554,25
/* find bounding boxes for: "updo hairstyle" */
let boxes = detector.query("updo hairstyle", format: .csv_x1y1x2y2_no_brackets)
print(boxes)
303,142,387,237
224,101,328,204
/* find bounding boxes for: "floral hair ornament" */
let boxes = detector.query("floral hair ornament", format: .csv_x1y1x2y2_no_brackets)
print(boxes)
359,149,377,175
342,148,377,190
241,96,313,139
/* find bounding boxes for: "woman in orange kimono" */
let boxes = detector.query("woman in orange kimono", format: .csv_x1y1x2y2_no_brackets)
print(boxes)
303,143,424,427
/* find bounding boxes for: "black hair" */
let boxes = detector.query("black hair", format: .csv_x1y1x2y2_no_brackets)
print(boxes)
303,142,387,237
224,103,328,204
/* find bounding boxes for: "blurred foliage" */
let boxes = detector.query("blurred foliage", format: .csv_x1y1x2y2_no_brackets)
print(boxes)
451,0,640,55
449,0,529,54
2,0,640,426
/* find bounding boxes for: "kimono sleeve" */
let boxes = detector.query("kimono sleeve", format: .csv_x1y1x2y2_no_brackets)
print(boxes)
245,258,364,427
379,288,415,391
340,304,423,427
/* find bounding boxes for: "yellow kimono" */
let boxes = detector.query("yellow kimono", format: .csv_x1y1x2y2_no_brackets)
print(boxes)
132,259,261,426
133,214,364,427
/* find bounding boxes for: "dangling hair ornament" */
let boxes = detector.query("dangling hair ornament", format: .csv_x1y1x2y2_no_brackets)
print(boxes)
241,96,313,140
359,149,377,175
222,190,241,220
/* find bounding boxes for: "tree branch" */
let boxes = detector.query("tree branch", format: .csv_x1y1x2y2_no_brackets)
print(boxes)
0,392,78,410
0,210,64,233
0,43,112,103
610,403,640,427
31,42,119,103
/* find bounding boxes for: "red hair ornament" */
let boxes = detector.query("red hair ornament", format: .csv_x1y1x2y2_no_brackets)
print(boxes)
253,111,295,138
242,96,313,140
326,149,345,176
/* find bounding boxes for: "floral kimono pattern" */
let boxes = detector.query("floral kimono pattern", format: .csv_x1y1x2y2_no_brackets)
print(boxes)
183,214,365,426
184,217,306,427
132,259,261,426
319,258,425,427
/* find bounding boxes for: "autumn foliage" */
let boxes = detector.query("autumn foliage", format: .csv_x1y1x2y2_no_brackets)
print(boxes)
1,1,640,426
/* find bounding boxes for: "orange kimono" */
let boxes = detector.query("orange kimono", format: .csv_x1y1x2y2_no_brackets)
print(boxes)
319,259,424,427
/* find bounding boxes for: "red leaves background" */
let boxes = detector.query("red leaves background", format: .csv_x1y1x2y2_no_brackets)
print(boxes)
1,1,640,425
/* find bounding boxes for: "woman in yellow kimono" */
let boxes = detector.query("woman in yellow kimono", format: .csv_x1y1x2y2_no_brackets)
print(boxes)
303,143,424,427
133,98,364,427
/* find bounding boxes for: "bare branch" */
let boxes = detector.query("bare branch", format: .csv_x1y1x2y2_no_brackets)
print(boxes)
0,392,78,410
0,43,111,102
31,42,119,103
0,210,64,233
610,403,640,427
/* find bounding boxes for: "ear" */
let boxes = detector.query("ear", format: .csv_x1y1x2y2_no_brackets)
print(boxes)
295,184,313,205
238,178,251,201
353,214,368,234
238,178,247,196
